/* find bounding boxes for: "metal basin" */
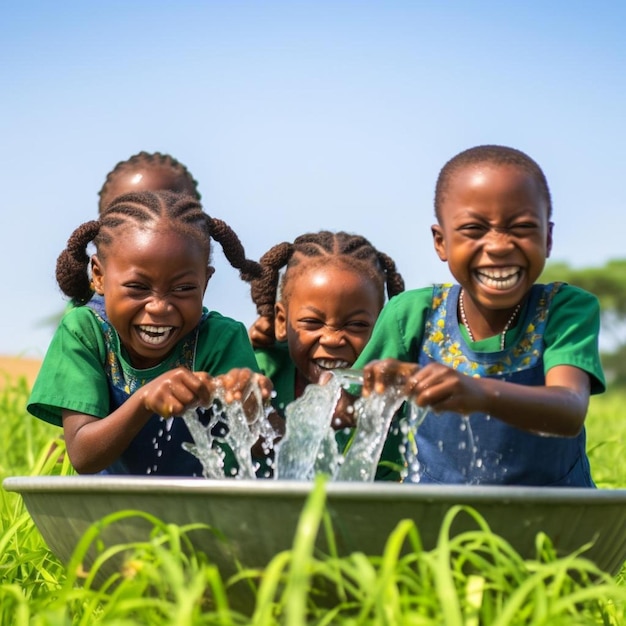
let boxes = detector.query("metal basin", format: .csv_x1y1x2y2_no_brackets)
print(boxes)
4,476,626,583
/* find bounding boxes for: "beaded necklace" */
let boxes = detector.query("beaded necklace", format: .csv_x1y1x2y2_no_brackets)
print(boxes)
459,289,522,351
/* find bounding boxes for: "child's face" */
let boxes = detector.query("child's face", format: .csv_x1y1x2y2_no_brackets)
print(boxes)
91,225,212,369
100,166,197,213
275,264,382,385
432,163,552,315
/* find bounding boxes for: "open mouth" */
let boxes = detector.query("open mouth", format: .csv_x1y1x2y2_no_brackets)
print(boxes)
475,267,521,291
314,358,351,371
136,325,175,346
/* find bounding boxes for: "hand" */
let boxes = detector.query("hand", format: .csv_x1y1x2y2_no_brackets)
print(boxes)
361,358,419,398
406,362,484,414
138,367,215,418
213,368,274,423
248,315,275,348
214,368,273,403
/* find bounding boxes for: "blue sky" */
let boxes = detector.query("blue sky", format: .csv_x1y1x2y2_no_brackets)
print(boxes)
1,1,625,358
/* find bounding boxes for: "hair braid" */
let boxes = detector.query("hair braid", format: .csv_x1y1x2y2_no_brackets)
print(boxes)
207,217,262,281
247,230,405,340
98,151,201,213
250,242,295,317
58,190,260,307
56,220,101,304
376,251,405,298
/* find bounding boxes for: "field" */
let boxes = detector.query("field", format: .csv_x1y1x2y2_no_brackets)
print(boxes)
1,363,626,624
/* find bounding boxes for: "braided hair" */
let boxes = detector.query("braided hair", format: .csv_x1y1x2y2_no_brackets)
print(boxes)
249,230,405,330
98,151,201,213
57,190,261,305
435,145,552,221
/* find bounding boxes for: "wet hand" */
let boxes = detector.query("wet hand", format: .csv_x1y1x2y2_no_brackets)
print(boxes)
406,362,483,414
139,367,215,419
361,359,419,397
215,368,273,404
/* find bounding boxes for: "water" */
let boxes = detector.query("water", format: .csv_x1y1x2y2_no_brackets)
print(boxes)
182,383,277,479
181,369,427,482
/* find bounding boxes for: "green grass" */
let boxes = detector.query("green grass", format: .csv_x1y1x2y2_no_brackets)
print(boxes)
1,374,626,624
586,392,626,489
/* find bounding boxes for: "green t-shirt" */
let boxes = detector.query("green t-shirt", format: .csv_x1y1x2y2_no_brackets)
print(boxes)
348,283,605,482
28,306,260,427
254,341,296,417
354,283,605,393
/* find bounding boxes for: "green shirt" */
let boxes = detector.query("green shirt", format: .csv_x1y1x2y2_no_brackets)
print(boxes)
355,284,605,393
254,341,296,417
29,306,260,427
350,283,605,482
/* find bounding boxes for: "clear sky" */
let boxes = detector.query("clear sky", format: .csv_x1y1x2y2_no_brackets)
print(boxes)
1,1,625,358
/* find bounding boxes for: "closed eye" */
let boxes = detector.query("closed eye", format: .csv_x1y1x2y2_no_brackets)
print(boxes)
458,223,488,238
298,318,325,330
124,283,150,294
508,222,540,237
344,320,372,333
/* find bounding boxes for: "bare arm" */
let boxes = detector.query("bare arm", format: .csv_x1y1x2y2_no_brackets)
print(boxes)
361,359,591,437
63,367,274,474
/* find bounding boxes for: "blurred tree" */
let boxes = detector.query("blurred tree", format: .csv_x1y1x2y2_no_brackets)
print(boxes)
541,259,626,387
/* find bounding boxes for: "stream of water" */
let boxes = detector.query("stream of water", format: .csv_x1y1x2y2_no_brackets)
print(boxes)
182,369,427,482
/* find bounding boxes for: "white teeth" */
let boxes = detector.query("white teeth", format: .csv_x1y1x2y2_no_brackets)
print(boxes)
316,359,350,370
476,268,520,290
137,325,174,345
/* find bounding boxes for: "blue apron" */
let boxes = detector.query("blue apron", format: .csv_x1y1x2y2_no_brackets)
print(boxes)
87,294,209,476
411,284,593,486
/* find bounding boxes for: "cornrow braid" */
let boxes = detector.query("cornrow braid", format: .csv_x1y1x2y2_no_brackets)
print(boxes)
249,230,405,321
56,220,101,304
250,242,295,317
98,151,201,213
55,190,261,305
207,217,263,282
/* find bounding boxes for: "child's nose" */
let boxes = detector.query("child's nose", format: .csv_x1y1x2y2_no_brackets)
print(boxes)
145,295,172,314
484,228,514,254
319,326,346,346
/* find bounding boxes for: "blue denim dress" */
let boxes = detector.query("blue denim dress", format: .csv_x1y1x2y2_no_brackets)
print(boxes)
412,284,594,486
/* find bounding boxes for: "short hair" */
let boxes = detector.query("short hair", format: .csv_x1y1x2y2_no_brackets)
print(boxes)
434,145,552,220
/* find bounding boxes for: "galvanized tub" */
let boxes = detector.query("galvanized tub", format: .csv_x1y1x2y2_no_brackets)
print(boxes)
4,476,626,583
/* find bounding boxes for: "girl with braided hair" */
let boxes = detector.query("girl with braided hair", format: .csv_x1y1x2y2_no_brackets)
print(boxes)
63,151,204,318
28,190,271,476
247,230,405,422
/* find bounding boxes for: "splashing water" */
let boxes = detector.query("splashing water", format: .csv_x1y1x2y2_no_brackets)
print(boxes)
182,369,429,482
182,382,278,479
401,401,429,483
337,382,407,482
273,374,344,480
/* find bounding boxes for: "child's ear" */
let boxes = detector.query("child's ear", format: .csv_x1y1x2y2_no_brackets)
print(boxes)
431,224,448,262
91,255,105,294
275,302,288,342
204,265,215,290
546,221,554,258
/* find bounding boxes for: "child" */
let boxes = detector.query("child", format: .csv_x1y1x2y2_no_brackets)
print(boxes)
98,151,201,213
28,190,271,476
248,230,405,421
351,145,605,486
